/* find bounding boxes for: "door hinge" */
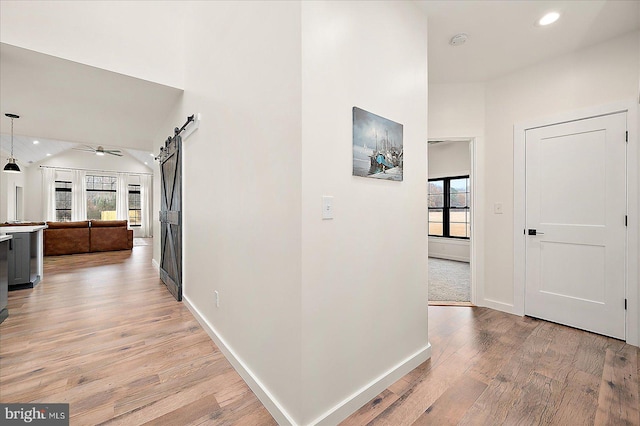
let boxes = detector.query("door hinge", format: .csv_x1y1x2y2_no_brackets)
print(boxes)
625,299,627,310
625,215,628,227
626,131,628,143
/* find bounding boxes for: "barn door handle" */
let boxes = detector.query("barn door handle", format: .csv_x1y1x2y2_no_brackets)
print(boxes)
527,229,545,236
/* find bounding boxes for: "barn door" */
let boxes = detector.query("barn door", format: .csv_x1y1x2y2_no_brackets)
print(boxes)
159,134,182,301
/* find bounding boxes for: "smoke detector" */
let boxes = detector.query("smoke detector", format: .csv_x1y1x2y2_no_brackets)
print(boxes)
449,33,468,46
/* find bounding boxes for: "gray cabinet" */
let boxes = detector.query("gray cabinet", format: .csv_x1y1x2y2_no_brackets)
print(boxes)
0,237,9,324
8,232,40,289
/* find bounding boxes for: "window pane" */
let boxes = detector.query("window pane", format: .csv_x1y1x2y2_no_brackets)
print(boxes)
429,223,443,236
128,184,141,226
55,181,72,222
428,180,444,195
450,178,468,192
87,191,116,220
428,194,444,208
56,210,71,222
428,209,443,236
450,209,469,238
450,192,468,207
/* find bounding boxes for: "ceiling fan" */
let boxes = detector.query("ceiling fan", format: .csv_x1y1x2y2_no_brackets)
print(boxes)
73,145,123,157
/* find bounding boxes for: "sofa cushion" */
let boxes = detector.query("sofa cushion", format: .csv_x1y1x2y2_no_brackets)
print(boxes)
90,227,130,252
44,228,90,255
46,221,90,229
90,220,128,228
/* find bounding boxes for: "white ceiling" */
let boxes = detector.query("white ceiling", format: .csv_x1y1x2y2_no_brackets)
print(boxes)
0,42,182,165
419,0,640,83
0,132,155,170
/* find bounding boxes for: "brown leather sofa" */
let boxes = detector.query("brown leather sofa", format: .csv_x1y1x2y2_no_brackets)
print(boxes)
44,220,133,256
90,220,134,253
44,221,90,256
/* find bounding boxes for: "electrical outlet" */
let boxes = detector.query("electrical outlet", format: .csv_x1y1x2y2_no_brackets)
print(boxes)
214,290,219,307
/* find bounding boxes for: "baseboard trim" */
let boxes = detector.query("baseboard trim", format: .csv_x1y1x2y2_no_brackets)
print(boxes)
428,254,470,263
151,258,159,271
481,298,517,315
184,295,431,426
311,342,432,426
182,296,297,425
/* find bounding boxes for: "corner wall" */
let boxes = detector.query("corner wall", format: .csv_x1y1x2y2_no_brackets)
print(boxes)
300,2,429,423
177,1,303,422
173,1,429,423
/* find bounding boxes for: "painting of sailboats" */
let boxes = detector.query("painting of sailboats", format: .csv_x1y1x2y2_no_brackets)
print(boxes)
352,107,403,181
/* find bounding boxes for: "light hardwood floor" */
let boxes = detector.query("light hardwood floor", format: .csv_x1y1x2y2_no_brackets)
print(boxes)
1,244,638,425
0,245,276,425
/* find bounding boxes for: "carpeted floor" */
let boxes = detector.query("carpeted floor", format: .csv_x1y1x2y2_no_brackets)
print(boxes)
428,257,470,302
134,237,153,246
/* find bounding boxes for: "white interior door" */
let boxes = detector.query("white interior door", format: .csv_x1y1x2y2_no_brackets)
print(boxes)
525,112,627,339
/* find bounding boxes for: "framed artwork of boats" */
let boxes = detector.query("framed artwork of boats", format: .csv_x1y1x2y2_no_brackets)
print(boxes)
352,107,403,181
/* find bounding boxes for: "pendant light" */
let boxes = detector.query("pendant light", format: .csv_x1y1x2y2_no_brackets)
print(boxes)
3,113,21,173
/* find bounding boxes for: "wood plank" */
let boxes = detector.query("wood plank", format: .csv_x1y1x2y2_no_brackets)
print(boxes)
139,394,220,426
341,390,399,426
594,345,640,425
411,375,486,425
0,244,275,425
548,369,600,425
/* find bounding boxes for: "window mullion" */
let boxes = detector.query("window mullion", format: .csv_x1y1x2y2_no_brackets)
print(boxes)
443,178,450,238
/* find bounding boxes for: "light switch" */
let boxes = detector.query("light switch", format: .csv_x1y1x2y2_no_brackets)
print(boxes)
322,196,334,220
494,202,503,214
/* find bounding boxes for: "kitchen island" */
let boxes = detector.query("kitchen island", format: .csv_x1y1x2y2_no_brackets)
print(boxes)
0,235,11,323
0,223,47,290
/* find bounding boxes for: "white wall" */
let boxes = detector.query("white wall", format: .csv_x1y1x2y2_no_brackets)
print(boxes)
484,31,639,307
429,83,485,138
0,0,184,88
176,1,304,423
300,2,428,423
428,141,471,262
25,149,151,223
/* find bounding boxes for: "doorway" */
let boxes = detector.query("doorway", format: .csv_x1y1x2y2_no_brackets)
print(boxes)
427,139,475,305
514,102,639,345
525,112,626,338
15,186,23,221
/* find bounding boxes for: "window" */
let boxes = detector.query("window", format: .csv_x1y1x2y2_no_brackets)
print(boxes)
55,181,72,222
86,175,117,220
428,176,470,239
128,184,141,227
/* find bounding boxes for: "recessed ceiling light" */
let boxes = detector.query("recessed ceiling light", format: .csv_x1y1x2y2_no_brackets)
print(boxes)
144,162,148,165
46,153,51,156
537,12,560,26
33,140,39,145
149,153,154,157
